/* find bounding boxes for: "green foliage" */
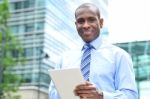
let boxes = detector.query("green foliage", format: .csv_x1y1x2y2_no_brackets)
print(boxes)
0,0,25,99
0,0,10,24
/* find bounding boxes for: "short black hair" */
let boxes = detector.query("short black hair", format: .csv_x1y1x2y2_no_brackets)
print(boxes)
75,3,101,19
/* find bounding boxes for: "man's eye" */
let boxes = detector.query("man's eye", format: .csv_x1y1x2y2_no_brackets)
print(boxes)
88,18,96,22
77,19,84,24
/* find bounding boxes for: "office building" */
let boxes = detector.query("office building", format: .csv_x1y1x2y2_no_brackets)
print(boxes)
116,40,150,99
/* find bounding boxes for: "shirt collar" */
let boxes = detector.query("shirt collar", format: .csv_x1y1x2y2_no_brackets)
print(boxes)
82,35,102,50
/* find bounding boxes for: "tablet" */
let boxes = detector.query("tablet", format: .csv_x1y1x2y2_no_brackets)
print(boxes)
49,68,84,99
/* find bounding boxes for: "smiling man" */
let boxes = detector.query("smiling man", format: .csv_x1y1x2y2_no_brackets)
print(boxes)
49,3,138,99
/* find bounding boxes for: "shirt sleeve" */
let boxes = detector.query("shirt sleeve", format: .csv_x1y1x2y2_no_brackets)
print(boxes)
49,81,60,99
103,89,138,99
49,56,62,99
103,51,138,99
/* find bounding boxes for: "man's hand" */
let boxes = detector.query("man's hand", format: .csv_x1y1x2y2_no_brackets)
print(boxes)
74,81,103,99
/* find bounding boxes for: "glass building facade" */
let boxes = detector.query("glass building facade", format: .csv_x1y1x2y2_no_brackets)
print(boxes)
5,0,108,99
115,41,150,99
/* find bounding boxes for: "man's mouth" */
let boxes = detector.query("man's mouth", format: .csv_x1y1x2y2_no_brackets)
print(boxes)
83,31,92,35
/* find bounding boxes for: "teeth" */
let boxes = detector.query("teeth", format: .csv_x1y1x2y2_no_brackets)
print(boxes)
84,32,91,33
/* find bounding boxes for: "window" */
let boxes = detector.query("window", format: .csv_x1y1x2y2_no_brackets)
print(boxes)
24,48,33,57
24,0,35,8
40,73,50,84
36,0,45,7
10,25,19,34
24,23,34,32
35,47,42,56
32,73,39,83
12,49,19,58
36,22,44,31
11,2,22,10
23,73,32,83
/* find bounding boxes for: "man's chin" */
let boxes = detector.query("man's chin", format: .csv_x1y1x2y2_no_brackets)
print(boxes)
83,38,92,43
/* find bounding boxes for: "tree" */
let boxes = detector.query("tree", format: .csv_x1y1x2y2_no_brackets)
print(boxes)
0,0,24,99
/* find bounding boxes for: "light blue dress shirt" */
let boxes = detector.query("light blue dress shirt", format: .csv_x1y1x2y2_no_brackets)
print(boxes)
49,35,138,99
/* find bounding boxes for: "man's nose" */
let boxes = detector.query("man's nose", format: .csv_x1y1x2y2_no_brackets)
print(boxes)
83,21,90,28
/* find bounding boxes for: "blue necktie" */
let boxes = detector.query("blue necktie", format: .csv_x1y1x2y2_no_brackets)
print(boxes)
81,44,92,81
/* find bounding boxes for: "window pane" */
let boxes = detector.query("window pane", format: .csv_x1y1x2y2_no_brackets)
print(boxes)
40,73,50,84
24,0,35,8
36,0,45,7
24,48,33,57
35,47,42,56
11,2,22,10
36,22,44,30
10,25,19,34
23,73,32,83
12,49,19,58
24,23,34,32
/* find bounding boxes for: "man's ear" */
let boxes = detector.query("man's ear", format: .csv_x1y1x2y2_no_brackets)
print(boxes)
100,18,104,28
75,21,77,26
75,21,78,27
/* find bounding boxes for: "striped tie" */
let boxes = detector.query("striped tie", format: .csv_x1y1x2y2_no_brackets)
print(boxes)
81,44,92,81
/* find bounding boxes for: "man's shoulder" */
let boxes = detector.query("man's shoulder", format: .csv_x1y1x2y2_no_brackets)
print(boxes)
99,40,130,56
110,44,131,58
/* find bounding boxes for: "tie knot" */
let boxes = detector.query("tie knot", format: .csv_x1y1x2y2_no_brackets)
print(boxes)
83,44,93,50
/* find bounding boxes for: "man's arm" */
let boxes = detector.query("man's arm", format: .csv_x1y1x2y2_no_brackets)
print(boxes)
102,89,138,99
49,56,62,99
49,81,60,99
103,51,138,99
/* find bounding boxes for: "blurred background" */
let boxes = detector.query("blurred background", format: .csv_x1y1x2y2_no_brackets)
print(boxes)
0,0,150,99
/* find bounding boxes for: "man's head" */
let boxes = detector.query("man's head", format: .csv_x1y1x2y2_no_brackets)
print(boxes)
75,3,103,43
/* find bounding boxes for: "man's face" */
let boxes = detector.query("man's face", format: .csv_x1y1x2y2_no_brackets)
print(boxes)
75,7,103,43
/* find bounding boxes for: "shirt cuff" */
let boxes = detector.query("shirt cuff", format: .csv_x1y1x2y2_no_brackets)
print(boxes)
103,91,113,99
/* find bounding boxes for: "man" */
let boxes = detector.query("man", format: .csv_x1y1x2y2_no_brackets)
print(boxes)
49,3,138,99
